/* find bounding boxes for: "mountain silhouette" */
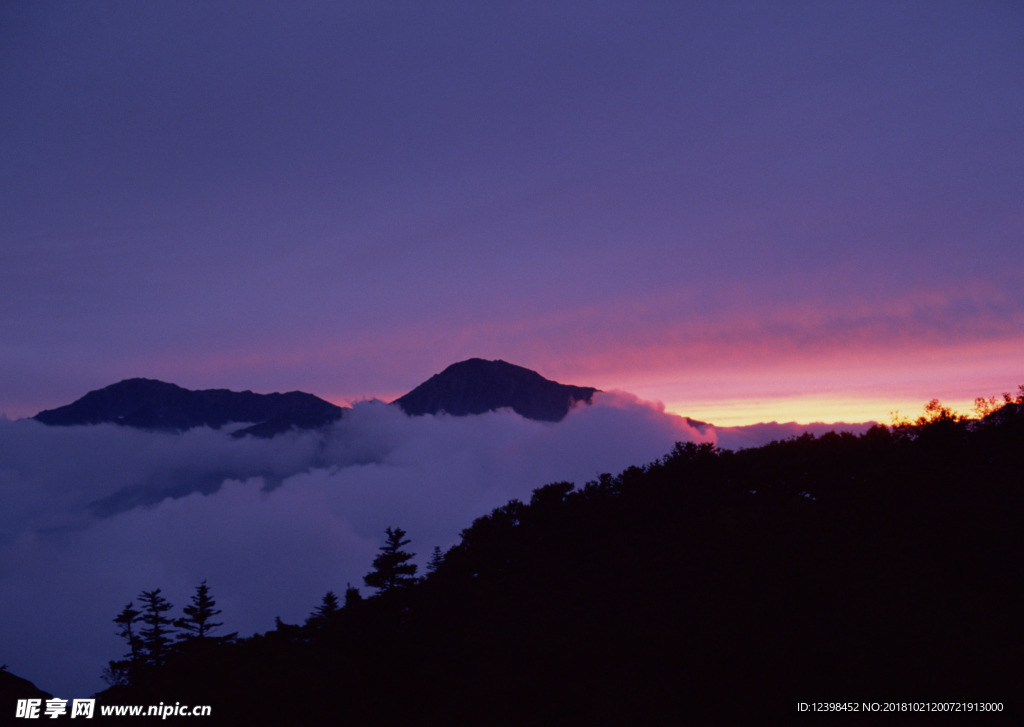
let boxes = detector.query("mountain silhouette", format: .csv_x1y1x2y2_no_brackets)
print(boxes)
32,360,599,435
392,358,598,422
33,378,344,437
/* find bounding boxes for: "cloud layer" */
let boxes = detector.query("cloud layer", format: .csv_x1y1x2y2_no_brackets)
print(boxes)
1,394,739,697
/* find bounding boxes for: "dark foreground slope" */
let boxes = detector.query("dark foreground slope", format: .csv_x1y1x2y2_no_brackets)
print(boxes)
93,398,1023,725
0,671,51,715
393,358,597,421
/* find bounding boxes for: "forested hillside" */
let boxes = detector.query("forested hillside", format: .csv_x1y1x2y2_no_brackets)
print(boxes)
94,394,1023,724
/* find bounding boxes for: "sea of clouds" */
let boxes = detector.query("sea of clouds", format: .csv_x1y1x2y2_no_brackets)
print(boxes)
0,393,870,697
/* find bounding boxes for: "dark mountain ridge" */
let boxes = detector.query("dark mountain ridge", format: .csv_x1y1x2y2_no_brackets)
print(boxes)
32,359,600,435
393,358,598,422
33,378,345,437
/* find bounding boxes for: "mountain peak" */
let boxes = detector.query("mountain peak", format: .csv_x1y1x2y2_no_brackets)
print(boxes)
32,359,599,433
392,359,598,422
33,379,344,436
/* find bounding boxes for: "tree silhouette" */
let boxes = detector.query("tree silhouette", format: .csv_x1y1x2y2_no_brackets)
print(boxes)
103,602,142,685
305,591,341,632
426,546,444,575
363,527,417,594
137,589,175,668
344,583,362,609
176,580,231,643
314,590,341,618
114,602,141,660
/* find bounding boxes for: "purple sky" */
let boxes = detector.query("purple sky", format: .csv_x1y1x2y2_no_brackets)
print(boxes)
2,1,1022,425
1,1,1022,698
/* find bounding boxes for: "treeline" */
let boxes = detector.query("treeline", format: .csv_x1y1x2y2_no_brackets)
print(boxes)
94,392,1024,724
102,581,236,689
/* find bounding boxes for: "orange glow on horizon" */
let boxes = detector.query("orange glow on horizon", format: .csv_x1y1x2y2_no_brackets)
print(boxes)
661,394,985,428
581,337,1023,428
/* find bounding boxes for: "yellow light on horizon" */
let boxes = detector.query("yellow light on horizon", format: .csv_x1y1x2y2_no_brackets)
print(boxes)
663,394,985,428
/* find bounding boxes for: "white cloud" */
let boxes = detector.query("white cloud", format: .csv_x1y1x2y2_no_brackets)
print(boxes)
0,396,855,697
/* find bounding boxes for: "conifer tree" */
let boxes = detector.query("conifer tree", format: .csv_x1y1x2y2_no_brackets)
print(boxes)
363,527,418,594
313,590,341,619
305,590,341,631
344,582,362,609
426,546,444,575
114,602,142,662
176,580,231,643
137,589,175,668
103,602,142,685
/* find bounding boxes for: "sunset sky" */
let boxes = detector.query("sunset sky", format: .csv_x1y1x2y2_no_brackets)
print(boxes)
3,0,1021,426
1,1,1022,697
